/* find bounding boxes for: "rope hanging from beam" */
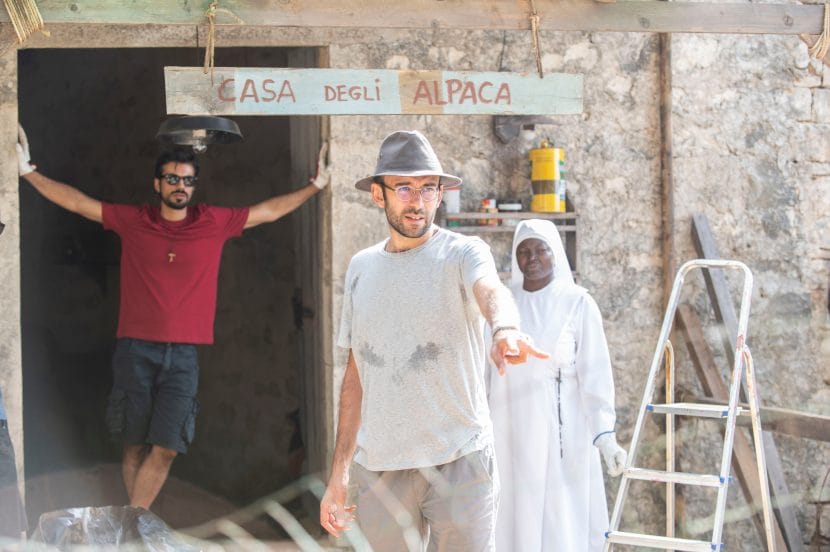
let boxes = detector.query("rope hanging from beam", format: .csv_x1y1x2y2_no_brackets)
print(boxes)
202,1,243,82
528,0,544,78
807,3,829,61
2,0,43,44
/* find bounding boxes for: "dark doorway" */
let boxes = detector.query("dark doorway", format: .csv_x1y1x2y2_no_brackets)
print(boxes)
18,47,321,536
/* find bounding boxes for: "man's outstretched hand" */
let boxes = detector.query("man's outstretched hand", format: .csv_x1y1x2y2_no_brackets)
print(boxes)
490,328,550,376
16,124,35,176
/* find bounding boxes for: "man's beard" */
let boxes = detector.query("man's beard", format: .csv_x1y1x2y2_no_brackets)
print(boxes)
160,191,191,210
385,206,435,239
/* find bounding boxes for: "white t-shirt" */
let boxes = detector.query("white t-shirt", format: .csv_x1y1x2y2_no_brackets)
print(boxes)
338,226,498,471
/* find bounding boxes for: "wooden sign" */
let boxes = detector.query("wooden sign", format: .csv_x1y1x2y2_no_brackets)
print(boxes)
165,67,583,116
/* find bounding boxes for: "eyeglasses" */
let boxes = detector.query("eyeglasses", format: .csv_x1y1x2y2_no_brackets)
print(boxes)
380,182,441,202
161,173,198,187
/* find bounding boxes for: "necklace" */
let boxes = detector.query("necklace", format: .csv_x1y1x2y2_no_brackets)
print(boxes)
162,217,184,263
159,206,189,263
166,225,180,263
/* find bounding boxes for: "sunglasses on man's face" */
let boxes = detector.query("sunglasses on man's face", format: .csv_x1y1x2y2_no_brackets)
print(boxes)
161,173,198,187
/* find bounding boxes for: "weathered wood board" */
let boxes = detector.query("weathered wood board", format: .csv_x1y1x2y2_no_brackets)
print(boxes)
1,1,824,35
165,67,584,116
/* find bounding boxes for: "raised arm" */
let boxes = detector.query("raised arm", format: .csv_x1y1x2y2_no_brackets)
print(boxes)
17,126,102,223
320,349,361,537
244,182,322,229
473,273,549,375
244,141,331,229
21,172,103,224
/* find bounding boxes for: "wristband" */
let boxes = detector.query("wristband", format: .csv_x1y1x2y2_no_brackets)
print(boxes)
492,325,518,339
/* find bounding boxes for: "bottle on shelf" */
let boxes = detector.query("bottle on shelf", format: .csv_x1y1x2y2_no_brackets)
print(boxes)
479,198,498,226
497,199,523,227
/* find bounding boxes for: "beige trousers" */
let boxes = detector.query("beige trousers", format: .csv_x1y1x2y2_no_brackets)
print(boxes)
352,444,499,552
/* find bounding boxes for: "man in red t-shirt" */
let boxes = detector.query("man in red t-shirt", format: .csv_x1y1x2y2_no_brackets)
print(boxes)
16,126,330,510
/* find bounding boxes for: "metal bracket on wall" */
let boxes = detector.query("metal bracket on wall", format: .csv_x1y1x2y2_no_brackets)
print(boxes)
493,115,557,143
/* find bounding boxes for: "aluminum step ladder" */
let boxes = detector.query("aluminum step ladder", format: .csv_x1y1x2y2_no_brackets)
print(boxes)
604,259,776,552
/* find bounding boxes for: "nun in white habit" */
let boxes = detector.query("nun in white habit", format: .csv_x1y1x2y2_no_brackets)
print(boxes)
486,219,627,551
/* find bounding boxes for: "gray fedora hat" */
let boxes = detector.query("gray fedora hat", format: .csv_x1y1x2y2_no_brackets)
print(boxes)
355,130,462,191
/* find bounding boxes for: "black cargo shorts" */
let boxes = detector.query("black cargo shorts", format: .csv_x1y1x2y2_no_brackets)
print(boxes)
106,338,200,454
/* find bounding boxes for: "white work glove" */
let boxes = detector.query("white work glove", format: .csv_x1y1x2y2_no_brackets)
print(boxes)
310,140,331,190
16,124,35,176
596,433,627,477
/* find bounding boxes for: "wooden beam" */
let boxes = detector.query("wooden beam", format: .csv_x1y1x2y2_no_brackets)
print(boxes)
691,214,805,552
659,32,674,310
676,304,788,551
658,27,678,540
680,393,830,443
0,1,824,35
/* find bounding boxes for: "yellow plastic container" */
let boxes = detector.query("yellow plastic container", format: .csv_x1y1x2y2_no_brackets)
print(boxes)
529,141,566,213
529,141,563,181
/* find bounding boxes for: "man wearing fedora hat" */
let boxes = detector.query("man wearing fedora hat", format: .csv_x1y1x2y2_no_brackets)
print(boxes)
321,130,547,550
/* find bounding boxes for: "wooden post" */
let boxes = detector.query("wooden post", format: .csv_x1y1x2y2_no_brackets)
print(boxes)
658,27,678,539
660,33,674,310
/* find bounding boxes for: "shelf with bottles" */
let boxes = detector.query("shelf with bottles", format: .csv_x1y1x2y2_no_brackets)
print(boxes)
441,211,576,233
439,210,578,274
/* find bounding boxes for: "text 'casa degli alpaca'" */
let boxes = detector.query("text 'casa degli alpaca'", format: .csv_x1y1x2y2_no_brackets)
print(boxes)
164,67,583,115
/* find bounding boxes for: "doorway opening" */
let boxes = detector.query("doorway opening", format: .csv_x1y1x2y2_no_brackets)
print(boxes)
18,46,327,537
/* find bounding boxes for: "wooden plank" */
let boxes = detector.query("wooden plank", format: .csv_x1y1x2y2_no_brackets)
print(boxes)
691,214,741,358
165,67,583,116
691,214,805,552
445,212,576,220
659,32,674,310
680,394,830,443
659,30,677,536
676,305,788,551
1,0,824,35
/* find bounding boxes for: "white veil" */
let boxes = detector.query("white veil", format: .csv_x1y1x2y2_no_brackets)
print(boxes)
510,219,574,289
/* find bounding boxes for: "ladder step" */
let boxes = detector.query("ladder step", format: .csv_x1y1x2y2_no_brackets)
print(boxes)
625,467,728,487
647,402,747,418
605,531,720,551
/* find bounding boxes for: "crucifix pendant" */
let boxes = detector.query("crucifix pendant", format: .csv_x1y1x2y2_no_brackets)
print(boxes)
168,251,176,263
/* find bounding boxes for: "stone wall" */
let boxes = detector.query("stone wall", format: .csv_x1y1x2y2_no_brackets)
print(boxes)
326,29,829,550
0,19,827,547
670,32,830,549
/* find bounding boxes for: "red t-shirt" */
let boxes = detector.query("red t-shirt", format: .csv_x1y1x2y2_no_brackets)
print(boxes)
102,203,249,344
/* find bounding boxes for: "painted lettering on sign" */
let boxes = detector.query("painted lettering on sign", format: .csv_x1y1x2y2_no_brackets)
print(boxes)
323,79,382,102
217,78,296,103
410,79,511,105
165,67,583,115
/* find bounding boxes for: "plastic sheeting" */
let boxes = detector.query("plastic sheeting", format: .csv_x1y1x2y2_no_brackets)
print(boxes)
31,506,201,551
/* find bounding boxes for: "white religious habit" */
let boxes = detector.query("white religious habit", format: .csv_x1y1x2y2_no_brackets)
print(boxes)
486,219,619,552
